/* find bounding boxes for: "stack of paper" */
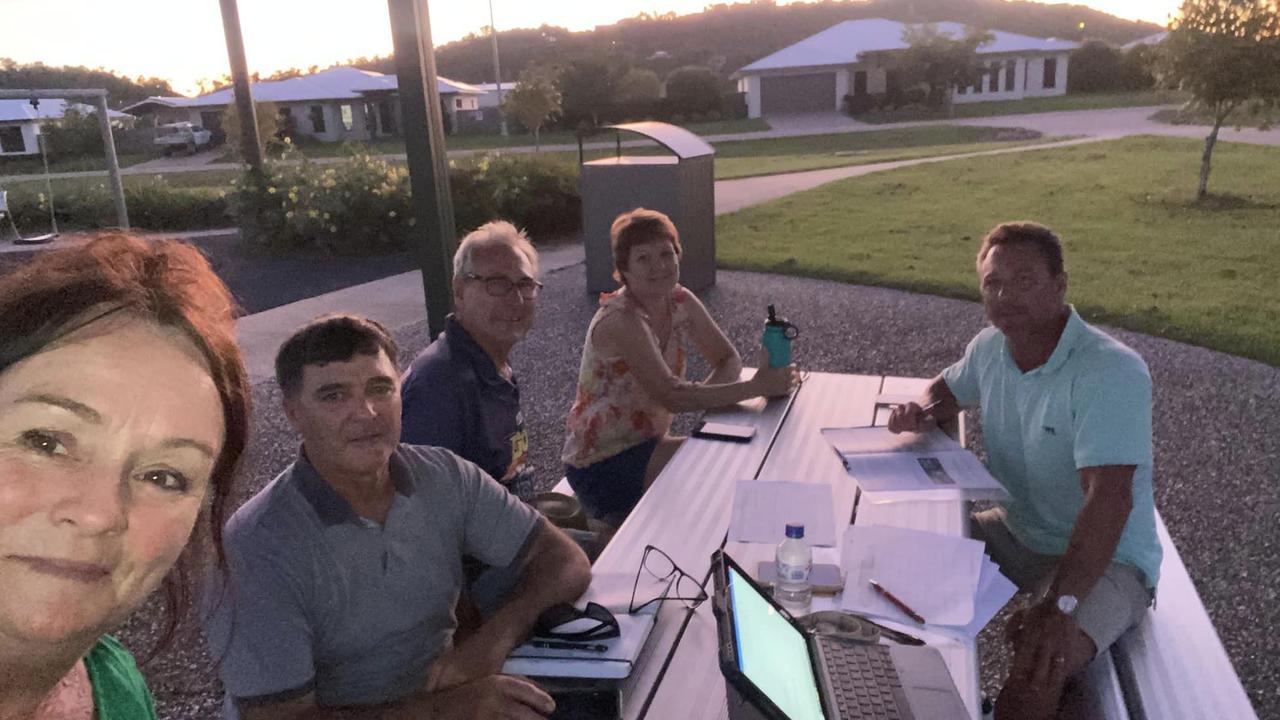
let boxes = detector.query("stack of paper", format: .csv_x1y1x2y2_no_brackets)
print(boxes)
821,426,1009,502
728,480,843,547
839,525,1015,637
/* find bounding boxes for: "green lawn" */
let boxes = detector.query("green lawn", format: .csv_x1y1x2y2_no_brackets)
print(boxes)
1149,106,1278,130
11,125,1053,196
282,117,774,158
0,152,150,176
561,125,1058,179
857,90,1189,124
716,135,1280,366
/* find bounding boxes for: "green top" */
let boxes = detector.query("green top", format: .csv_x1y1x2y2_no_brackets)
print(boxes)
83,635,158,720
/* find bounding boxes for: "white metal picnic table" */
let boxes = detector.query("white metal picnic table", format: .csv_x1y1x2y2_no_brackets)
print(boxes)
592,371,983,720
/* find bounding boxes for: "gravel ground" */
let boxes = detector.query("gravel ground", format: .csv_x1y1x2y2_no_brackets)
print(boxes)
119,263,1278,718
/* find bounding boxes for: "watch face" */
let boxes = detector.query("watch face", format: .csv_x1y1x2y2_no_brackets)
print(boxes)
1056,595,1079,615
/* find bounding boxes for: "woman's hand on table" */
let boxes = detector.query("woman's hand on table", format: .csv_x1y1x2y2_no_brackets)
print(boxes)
751,347,800,398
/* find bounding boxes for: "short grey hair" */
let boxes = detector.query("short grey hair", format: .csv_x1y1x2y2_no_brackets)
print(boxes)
453,220,539,279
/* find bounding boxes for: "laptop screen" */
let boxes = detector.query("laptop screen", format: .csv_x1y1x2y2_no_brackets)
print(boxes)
727,565,825,720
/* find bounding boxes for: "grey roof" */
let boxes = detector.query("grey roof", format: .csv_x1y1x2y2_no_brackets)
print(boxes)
121,67,484,113
737,19,1080,75
0,98,133,123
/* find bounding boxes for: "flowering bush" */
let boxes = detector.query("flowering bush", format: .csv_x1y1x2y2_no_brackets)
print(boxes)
228,151,413,255
231,150,581,255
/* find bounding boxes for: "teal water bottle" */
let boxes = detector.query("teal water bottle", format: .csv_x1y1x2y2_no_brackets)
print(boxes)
762,304,799,368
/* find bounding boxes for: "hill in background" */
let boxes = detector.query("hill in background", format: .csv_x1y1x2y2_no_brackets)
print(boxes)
412,0,1161,82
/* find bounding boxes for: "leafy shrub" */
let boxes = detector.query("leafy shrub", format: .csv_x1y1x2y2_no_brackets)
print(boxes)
230,150,581,255
451,153,580,239
228,151,412,255
7,179,228,233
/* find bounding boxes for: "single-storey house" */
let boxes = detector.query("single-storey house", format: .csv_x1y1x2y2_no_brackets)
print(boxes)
473,81,517,109
122,66,486,140
0,98,134,156
733,19,1079,117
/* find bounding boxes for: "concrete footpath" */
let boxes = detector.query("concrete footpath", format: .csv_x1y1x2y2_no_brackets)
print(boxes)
232,134,1102,381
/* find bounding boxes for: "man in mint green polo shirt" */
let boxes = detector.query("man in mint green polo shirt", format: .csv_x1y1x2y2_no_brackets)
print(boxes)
889,221,1160,720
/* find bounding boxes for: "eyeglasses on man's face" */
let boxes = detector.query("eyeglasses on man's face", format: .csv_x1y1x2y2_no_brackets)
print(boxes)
629,544,710,614
464,273,543,299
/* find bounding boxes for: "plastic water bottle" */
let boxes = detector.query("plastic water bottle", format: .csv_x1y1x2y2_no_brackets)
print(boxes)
774,523,812,613
762,304,799,368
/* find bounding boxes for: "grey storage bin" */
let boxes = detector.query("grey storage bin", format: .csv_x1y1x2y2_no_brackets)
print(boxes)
579,122,716,293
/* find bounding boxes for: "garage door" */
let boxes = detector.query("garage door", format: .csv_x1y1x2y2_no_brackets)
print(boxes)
760,73,837,115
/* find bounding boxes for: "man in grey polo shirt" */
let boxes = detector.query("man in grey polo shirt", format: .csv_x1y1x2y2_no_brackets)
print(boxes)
889,222,1160,720
204,314,591,719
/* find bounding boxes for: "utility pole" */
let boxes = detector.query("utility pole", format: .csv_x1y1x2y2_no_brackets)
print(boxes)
388,0,457,336
489,0,509,137
218,0,262,171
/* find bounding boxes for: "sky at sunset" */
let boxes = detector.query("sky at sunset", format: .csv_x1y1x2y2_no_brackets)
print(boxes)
5,0,1181,97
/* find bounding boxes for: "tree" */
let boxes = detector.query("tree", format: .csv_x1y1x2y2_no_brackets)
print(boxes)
557,55,620,129
1068,40,1154,92
617,68,662,103
501,66,561,150
615,68,662,119
878,24,994,112
1157,0,1280,199
221,101,280,162
664,65,724,117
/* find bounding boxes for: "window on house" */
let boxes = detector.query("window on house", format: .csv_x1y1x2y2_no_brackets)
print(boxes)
1005,60,1017,91
973,72,983,94
1043,58,1058,88
455,98,464,109
0,126,25,153
340,105,354,131
957,85,967,95
989,64,1000,92
853,70,868,96
309,105,326,133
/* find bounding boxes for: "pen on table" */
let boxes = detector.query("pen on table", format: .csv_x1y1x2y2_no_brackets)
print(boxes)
919,399,943,419
531,640,610,653
868,578,927,624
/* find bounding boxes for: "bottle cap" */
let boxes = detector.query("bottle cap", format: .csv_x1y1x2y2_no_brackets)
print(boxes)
785,523,805,539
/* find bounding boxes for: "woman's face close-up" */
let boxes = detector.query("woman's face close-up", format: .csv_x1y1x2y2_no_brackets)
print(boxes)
623,238,680,297
0,317,225,651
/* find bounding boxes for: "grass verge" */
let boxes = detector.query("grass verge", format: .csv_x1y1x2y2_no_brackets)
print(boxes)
857,90,1188,124
716,135,1280,366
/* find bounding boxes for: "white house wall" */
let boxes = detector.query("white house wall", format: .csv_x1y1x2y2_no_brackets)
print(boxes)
742,51,1070,114
740,76,762,118
0,121,39,156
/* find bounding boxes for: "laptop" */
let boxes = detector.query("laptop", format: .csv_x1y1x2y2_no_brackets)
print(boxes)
711,550,969,720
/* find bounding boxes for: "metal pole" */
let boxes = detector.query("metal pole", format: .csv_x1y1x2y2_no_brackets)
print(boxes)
34,113,58,235
94,95,129,229
488,0,508,137
218,0,263,171
388,0,457,337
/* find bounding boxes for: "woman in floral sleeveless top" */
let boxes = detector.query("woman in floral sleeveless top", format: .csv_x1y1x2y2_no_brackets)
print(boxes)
562,209,798,527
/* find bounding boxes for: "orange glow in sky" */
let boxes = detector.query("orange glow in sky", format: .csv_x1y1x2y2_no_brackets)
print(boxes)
4,0,1179,97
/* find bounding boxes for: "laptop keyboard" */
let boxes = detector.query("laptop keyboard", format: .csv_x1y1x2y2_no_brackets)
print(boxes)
817,636,913,720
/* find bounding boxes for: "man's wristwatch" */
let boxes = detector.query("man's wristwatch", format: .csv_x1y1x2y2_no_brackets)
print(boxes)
1055,594,1079,615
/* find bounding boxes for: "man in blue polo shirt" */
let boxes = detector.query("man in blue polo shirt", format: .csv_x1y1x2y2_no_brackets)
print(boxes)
889,221,1160,720
401,220,539,503
204,314,591,719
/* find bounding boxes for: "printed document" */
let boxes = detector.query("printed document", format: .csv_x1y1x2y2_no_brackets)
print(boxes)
821,426,1008,502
